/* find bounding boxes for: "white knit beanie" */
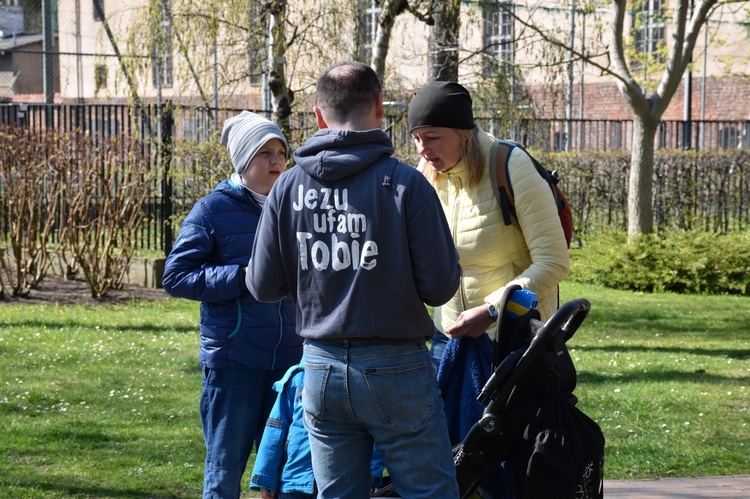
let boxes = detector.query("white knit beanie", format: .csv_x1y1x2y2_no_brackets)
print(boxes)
220,111,288,174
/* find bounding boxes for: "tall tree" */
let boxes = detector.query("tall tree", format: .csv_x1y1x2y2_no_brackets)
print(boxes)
609,0,719,236
370,0,434,84
429,0,460,81
496,0,734,236
119,0,369,111
267,0,294,136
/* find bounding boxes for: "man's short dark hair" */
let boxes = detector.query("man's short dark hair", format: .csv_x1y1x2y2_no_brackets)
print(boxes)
316,61,382,124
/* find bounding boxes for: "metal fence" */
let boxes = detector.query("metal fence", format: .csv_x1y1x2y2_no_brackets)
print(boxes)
2,102,749,256
5,102,747,152
475,116,750,153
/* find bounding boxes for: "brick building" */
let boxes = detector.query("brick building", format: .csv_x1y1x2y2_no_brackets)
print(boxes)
529,76,750,121
4,0,749,126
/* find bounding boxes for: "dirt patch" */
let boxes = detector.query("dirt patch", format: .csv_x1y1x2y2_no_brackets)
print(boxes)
1,275,170,306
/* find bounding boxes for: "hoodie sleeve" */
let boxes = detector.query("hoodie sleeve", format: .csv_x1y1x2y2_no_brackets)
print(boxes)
161,205,246,303
246,197,291,302
407,187,462,307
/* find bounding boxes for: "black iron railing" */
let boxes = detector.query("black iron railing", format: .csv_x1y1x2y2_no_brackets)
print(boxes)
2,102,749,255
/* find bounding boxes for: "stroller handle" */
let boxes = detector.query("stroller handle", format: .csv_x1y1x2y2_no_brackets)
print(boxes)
546,298,591,343
520,298,590,363
478,298,591,407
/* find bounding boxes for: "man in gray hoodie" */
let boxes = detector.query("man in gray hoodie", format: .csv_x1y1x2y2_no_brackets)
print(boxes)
246,61,461,499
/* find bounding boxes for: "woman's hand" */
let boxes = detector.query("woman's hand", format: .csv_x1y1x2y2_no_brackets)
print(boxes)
444,304,496,339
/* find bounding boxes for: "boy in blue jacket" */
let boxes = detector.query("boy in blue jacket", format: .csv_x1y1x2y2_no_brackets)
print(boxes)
162,111,303,499
250,359,384,499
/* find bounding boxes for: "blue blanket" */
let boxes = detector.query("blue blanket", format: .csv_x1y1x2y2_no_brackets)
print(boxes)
437,335,494,446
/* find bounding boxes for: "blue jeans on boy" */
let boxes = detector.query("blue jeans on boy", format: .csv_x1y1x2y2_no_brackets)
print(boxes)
302,340,459,499
200,364,287,499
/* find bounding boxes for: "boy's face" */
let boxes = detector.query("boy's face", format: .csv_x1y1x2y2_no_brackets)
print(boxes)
240,138,287,195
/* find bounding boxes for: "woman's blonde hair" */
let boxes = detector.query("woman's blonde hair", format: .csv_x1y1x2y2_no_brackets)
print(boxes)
421,127,485,190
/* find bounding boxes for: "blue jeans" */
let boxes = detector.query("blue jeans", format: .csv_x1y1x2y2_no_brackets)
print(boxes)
302,340,459,499
200,365,287,499
430,329,449,373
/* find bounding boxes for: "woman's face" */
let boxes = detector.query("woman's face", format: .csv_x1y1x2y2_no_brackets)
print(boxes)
411,127,464,172
240,138,287,195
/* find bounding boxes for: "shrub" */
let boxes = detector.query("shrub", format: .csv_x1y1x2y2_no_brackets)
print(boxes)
538,149,750,238
570,228,750,295
1,127,155,299
0,127,67,297
59,132,155,298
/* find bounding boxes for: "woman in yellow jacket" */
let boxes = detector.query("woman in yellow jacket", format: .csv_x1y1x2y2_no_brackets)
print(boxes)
408,80,569,368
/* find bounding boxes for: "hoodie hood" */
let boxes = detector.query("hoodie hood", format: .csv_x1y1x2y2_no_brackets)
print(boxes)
293,128,395,181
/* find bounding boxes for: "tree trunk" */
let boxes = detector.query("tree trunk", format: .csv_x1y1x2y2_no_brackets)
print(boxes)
608,0,717,237
628,115,658,236
429,0,459,81
371,0,408,85
267,0,293,136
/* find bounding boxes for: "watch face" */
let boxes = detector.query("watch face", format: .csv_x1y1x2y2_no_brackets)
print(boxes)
488,305,499,318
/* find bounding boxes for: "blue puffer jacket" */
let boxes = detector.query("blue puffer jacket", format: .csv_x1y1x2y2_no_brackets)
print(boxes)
251,360,385,495
162,178,302,369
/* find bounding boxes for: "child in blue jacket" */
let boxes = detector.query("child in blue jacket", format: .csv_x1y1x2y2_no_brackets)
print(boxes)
251,359,384,499
162,111,303,498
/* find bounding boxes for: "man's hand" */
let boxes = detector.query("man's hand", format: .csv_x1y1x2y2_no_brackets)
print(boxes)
260,488,276,499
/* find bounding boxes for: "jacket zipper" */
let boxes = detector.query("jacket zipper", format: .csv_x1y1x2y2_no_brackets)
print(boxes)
446,172,468,312
228,298,242,339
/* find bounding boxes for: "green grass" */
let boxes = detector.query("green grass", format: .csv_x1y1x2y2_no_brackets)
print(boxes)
1,283,749,497
0,299,209,498
561,282,750,479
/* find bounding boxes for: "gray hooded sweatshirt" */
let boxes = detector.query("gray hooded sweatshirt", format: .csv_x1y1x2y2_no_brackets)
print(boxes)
246,128,461,342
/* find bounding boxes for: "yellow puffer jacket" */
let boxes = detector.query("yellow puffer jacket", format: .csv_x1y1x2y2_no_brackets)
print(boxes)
420,127,569,339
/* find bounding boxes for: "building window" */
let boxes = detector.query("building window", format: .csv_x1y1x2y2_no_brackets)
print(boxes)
248,2,267,86
633,0,665,61
483,1,515,76
95,65,107,92
93,0,105,21
358,0,381,63
152,0,173,89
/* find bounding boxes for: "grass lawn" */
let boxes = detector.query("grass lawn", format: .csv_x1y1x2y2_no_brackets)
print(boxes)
1,281,748,497
561,282,749,479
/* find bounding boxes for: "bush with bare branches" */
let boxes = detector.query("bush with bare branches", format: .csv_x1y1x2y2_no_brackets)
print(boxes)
0,126,66,298
58,132,155,299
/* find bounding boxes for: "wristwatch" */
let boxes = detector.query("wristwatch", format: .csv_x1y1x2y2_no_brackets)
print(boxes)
488,304,499,318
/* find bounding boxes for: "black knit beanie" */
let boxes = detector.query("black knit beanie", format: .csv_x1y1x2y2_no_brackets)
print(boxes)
407,80,475,132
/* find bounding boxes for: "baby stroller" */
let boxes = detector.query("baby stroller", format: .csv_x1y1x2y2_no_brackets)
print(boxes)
373,285,605,499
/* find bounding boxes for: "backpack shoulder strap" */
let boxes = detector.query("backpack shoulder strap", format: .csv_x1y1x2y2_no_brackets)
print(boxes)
489,140,517,226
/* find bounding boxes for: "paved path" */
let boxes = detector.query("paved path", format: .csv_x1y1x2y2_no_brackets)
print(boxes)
605,475,750,498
